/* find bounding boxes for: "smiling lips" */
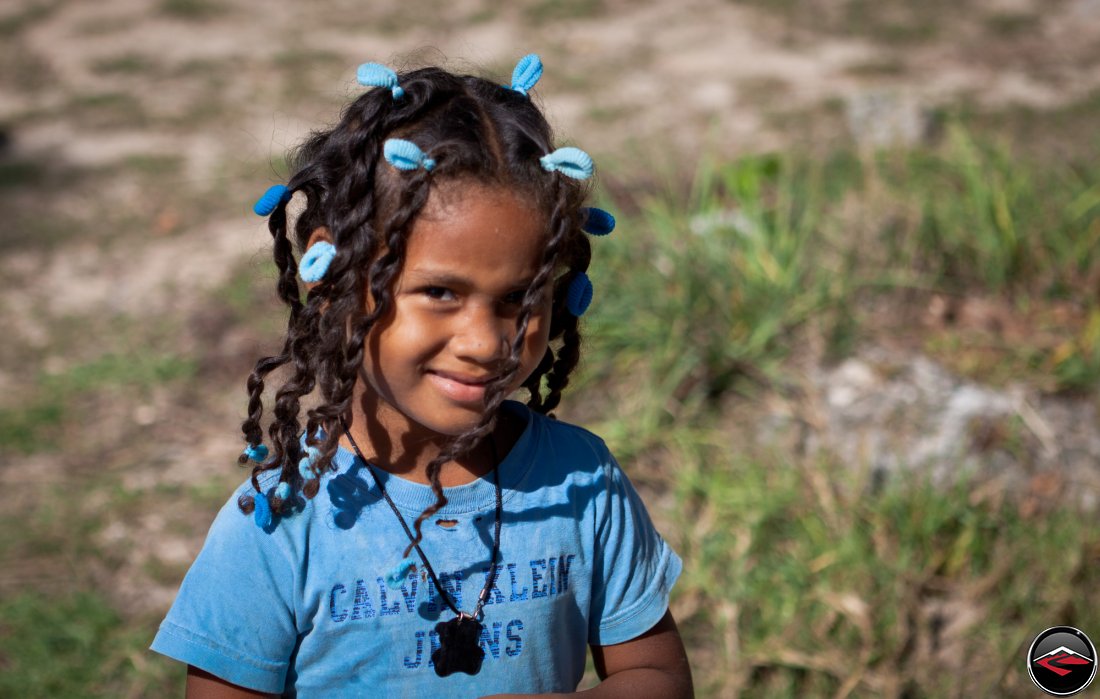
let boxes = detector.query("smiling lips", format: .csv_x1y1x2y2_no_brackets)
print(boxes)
427,370,497,404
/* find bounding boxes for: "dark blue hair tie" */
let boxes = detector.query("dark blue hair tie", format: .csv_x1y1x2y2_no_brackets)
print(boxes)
253,489,273,529
253,185,292,216
565,272,593,317
582,207,615,236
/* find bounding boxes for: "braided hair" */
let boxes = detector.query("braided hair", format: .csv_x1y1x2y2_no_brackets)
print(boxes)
237,65,592,548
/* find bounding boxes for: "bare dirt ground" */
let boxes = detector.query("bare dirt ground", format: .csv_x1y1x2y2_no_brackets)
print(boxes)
2,0,1099,662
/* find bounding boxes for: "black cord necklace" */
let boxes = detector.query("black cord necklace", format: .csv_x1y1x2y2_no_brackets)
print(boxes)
341,424,503,677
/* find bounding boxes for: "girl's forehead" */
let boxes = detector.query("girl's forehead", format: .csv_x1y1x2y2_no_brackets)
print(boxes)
405,182,549,266
417,180,543,222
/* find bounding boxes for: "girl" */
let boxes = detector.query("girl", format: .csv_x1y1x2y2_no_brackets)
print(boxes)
151,54,692,698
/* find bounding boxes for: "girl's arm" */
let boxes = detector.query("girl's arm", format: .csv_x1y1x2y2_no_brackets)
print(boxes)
483,608,694,699
582,609,693,699
186,666,277,699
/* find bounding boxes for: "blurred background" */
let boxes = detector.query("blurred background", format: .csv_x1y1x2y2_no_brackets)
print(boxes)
2,0,1099,696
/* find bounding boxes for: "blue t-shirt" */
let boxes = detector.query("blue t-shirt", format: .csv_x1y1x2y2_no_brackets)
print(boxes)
151,402,681,697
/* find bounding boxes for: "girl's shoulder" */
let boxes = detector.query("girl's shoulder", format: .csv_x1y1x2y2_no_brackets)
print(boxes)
539,413,611,455
504,401,620,481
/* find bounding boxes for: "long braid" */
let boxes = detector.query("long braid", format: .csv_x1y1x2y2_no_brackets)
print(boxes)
239,195,302,458
405,177,578,552
237,81,438,505
543,317,581,414
308,169,432,480
378,168,464,552
522,348,554,412
302,85,448,474
238,191,309,508
540,225,591,413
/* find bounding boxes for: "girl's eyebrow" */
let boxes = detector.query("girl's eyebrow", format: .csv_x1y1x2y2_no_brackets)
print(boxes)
404,269,537,288
403,270,470,286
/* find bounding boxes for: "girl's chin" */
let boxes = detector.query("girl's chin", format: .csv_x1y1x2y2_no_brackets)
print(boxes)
403,405,493,439
429,414,492,438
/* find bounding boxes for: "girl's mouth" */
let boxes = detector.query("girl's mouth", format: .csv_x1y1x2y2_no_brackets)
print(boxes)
427,371,496,404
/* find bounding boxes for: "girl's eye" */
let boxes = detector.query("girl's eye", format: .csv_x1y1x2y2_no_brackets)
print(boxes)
503,290,526,306
423,286,455,301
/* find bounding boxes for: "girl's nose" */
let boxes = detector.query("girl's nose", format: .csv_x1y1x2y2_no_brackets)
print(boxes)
451,305,510,364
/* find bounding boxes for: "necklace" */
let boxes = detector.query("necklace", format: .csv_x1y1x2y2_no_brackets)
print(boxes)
341,424,503,678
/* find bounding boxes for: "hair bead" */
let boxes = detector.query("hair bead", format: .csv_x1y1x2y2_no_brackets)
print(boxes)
298,458,313,479
385,557,417,589
275,482,291,500
300,241,337,283
565,272,593,316
242,443,269,463
298,445,322,480
510,53,543,96
582,207,615,236
356,62,405,100
253,184,292,216
540,147,593,180
383,138,436,172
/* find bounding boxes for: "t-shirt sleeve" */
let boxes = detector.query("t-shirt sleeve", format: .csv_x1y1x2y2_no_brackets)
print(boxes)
150,489,300,694
587,447,682,646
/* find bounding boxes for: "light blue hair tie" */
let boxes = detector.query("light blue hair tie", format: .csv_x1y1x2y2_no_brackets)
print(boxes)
275,482,291,500
540,147,593,180
242,443,269,463
385,557,417,590
253,489,273,529
298,445,322,480
357,62,404,100
384,138,436,172
254,184,292,216
510,53,543,96
582,207,615,236
565,272,593,317
300,241,337,283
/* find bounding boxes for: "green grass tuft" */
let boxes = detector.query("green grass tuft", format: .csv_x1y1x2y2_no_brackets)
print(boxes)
0,1,60,38
523,0,604,23
0,353,197,454
588,124,1100,401
43,352,198,394
91,53,156,76
587,150,856,431
158,0,223,20
0,159,46,189
0,591,179,697
658,437,1100,697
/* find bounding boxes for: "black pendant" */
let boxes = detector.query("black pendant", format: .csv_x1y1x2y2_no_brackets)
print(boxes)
432,614,485,677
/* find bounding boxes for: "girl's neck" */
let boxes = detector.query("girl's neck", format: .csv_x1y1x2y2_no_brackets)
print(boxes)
342,386,519,487
338,426,491,488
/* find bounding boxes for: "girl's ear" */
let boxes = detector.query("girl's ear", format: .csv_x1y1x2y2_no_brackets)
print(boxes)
303,227,334,291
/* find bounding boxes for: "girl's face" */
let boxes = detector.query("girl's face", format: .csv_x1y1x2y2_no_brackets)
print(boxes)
361,182,553,440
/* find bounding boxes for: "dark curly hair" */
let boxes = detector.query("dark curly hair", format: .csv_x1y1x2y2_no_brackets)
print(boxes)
236,64,593,549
